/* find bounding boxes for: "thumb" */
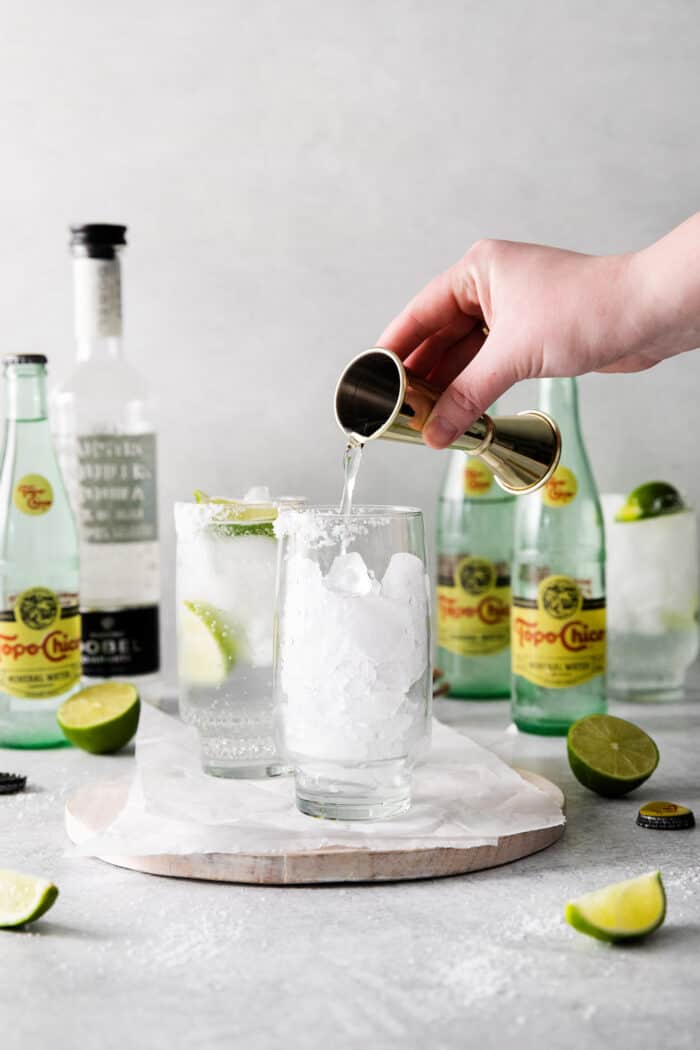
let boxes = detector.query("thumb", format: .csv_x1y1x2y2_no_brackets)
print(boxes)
422,329,522,448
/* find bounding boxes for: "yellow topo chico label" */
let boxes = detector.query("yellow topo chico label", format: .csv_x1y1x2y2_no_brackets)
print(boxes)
437,556,511,656
511,575,605,688
0,587,81,700
463,460,494,497
13,474,54,516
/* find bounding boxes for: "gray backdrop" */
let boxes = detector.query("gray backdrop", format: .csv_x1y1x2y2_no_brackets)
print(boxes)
0,0,698,678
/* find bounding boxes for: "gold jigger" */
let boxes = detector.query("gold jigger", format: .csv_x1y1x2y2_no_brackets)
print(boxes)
334,348,561,494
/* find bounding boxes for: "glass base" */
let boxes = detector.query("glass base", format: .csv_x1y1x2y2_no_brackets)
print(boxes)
296,789,410,821
197,730,288,779
608,681,685,703
203,760,291,779
294,760,412,821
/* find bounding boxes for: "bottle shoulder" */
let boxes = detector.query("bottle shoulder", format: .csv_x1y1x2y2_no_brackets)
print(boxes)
54,358,152,401
51,358,155,433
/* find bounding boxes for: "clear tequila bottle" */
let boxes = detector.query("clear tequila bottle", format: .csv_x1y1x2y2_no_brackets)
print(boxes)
53,225,160,699
0,355,81,747
511,378,606,734
436,412,515,697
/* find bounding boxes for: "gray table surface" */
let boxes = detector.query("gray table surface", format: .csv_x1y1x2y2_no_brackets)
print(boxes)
2,682,699,1050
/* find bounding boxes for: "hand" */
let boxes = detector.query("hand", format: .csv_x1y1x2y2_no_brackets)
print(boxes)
377,218,700,448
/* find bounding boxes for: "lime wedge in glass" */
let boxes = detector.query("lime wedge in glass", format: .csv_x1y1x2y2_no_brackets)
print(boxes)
566,871,666,942
194,490,277,536
567,714,659,797
179,600,242,686
615,482,686,522
57,682,140,754
0,868,59,928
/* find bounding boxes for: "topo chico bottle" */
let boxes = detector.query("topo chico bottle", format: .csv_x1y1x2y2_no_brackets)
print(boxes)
511,377,606,734
0,355,81,747
435,408,515,698
53,224,161,702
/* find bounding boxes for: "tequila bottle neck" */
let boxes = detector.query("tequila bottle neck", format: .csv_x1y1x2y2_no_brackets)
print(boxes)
72,254,124,362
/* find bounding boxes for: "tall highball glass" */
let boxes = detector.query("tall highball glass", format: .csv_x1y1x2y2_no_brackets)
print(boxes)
603,494,698,699
274,506,432,820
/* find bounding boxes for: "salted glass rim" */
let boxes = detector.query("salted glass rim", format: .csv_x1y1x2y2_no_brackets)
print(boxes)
281,503,423,519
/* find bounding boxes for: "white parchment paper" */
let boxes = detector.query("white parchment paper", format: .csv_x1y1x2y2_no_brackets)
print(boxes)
68,705,564,857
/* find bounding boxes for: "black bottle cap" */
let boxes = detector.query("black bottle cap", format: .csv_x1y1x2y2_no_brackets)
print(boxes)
0,772,27,795
637,801,695,830
3,354,47,368
69,224,127,259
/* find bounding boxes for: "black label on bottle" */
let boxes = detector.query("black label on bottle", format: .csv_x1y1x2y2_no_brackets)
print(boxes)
81,605,160,677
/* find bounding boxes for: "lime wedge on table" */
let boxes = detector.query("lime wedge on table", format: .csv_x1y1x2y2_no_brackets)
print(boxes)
615,482,686,522
179,601,241,686
567,714,659,797
0,868,58,929
57,682,140,754
566,871,666,943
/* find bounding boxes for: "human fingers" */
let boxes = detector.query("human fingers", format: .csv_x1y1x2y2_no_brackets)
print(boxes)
422,328,524,448
425,327,487,389
377,264,481,359
403,314,480,377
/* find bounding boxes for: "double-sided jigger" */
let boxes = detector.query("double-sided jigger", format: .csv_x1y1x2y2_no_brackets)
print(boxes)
335,347,561,494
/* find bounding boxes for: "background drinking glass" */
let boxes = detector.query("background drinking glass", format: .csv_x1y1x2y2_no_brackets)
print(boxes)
602,494,699,700
175,495,295,778
274,506,432,820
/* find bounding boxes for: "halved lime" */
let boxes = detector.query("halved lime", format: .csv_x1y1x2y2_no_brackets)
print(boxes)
179,600,241,686
0,868,59,928
567,714,659,797
566,871,666,942
615,482,686,522
57,682,140,754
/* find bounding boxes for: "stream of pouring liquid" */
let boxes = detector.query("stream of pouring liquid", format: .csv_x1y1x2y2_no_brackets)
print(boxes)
338,441,364,515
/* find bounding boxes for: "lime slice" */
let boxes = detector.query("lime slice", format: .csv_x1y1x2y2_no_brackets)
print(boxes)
193,490,277,536
179,600,241,686
615,481,686,522
566,871,666,942
0,868,59,928
567,714,659,797
57,682,140,754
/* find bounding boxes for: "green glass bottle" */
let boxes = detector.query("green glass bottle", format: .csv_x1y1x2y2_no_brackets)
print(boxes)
0,355,81,747
511,378,606,734
436,406,515,698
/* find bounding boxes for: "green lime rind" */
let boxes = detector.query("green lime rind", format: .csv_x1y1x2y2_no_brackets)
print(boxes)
615,481,687,522
0,869,59,928
565,871,666,943
210,522,275,538
179,600,241,686
567,714,659,798
57,683,140,755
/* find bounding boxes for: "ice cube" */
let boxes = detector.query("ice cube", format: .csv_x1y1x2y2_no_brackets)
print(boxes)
243,485,272,502
325,552,377,596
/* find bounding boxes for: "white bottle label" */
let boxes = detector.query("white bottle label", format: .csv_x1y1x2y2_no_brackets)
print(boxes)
77,433,158,543
74,258,122,340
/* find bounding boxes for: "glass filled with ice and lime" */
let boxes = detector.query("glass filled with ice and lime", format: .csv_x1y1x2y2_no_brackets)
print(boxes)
175,488,303,777
602,483,698,700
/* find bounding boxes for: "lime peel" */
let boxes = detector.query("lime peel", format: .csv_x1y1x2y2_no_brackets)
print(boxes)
567,714,659,797
179,601,241,686
615,481,686,522
57,682,140,754
0,868,59,928
566,871,666,942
